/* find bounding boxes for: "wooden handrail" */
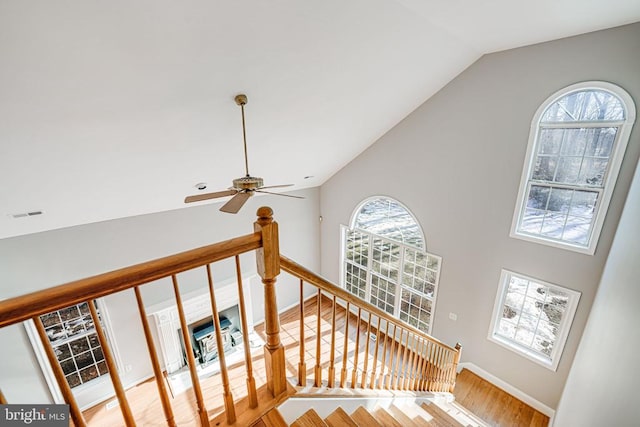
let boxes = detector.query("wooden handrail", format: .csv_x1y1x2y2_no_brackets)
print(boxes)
0,232,262,328
279,255,458,354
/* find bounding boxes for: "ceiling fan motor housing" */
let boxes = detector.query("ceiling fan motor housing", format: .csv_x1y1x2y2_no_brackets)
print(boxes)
233,176,264,190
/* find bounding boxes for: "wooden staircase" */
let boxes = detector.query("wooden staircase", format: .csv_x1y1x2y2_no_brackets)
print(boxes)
253,400,484,427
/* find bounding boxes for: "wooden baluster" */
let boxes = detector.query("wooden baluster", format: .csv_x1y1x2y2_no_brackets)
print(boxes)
399,332,411,390
384,325,397,389
33,316,86,427
449,343,462,393
423,341,434,391
0,389,6,404
442,350,452,392
425,343,437,391
377,321,390,389
434,346,444,392
327,296,337,387
392,328,404,390
172,275,209,426
234,256,258,408
314,288,322,387
360,314,372,388
416,340,426,391
298,279,306,387
350,308,362,388
339,302,350,388
409,338,423,391
254,207,286,397
404,335,416,390
407,337,416,390
419,341,430,391
369,317,381,389
88,301,135,426
134,287,176,427
440,349,449,391
206,265,236,424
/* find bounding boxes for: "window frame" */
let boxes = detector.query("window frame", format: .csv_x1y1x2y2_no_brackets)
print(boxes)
488,269,581,371
340,196,441,334
510,81,636,254
24,298,120,406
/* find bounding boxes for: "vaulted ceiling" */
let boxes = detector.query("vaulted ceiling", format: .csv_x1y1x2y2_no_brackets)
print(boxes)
1,1,639,239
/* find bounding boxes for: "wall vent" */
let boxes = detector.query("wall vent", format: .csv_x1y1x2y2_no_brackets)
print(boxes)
12,210,44,218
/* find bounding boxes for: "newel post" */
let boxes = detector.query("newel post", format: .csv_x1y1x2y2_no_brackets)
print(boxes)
449,342,462,393
254,207,287,396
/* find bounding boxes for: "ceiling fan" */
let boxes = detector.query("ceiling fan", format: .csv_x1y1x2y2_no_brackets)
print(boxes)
184,94,303,214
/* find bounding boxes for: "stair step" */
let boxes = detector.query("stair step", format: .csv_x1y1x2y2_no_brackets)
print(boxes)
420,402,462,427
373,406,404,427
390,402,435,427
386,403,424,427
325,407,358,427
351,406,383,426
291,409,329,427
260,408,288,427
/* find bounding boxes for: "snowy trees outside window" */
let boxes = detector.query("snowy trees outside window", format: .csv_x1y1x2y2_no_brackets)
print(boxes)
511,82,635,254
488,270,580,371
342,197,440,334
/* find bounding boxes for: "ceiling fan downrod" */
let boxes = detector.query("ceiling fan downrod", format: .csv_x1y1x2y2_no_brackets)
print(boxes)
235,94,250,177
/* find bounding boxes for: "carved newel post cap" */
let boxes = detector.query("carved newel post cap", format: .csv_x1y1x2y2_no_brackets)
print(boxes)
257,206,274,222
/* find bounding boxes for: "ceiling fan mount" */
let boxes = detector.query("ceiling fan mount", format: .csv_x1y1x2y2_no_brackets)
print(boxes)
183,93,303,213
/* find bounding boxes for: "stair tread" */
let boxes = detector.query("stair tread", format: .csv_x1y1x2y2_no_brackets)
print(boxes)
291,409,329,427
373,406,404,427
386,404,423,427
420,402,462,427
260,408,288,427
351,406,383,427
325,407,358,427
392,402,437,427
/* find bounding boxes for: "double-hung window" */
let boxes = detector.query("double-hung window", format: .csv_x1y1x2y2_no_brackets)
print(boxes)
511,82,635,254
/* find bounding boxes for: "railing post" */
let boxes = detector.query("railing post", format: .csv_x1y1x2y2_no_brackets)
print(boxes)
255,207,287,397
449,343,462,393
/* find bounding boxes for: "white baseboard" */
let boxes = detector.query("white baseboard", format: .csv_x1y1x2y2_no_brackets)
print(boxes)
457,362,555,419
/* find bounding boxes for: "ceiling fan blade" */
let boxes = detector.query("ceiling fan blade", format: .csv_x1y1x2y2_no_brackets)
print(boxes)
255,190,305,199
184,189,238,203
258,184,294,190
220,191,252,214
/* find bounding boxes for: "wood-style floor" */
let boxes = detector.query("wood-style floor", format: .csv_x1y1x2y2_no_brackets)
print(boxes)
82,294,548,426
453,369,549,427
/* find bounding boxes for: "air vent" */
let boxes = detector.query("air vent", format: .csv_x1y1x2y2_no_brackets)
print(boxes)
11,210,44,218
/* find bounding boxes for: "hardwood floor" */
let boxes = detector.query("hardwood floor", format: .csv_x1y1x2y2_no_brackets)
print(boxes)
453,369,549,427
81,294,548,426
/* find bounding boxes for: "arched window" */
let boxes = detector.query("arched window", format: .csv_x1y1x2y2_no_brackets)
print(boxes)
341,197,440,333
511,82,636,254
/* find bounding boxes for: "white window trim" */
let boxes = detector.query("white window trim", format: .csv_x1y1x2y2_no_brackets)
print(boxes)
487,269,581,371
510,81,636,254
24,298,122,408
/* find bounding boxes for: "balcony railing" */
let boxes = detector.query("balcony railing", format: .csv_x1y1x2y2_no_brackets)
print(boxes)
0,207,461,426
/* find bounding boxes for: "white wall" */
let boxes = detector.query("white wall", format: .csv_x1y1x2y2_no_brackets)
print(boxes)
553,159,640,424
319,23,640,409
0,188,320,404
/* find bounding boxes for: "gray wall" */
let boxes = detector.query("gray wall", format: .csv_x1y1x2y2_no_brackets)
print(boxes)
553,160,640,425
319,23,640,409
0,188,320,404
